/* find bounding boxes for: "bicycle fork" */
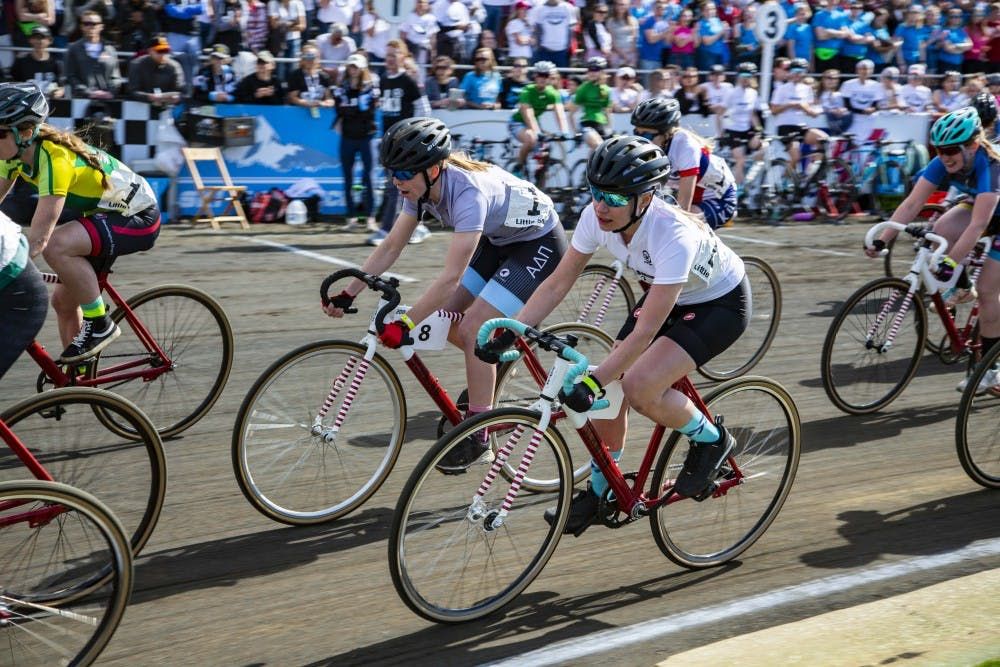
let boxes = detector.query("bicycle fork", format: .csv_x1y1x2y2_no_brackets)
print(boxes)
466,359,572,531
867,285,916,353
578,261,626,327
310,340,375,442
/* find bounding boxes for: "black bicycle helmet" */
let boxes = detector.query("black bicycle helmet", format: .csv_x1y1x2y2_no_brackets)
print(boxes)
587,135,671,195
972,91,998,127
379,116,451,172
587,56,608,71
0,82,48,127
737,61,758,76
630,97,681,133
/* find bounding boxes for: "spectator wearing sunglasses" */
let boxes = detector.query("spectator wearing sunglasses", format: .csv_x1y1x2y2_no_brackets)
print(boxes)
64,11,122,101
426,55,461,108
867,107,1000,395
505,135,748,534
499,58,529,110
938,9,973,74
325,117,568,473
932,71,970,113
899,64,932,113
460,48,501,110
11,26,63,99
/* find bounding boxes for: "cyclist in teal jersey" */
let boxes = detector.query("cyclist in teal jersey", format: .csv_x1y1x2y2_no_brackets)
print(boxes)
868,107,1000,393
508,61,570,177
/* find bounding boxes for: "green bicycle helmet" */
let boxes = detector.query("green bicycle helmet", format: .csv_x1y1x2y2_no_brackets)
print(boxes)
930,107,981,147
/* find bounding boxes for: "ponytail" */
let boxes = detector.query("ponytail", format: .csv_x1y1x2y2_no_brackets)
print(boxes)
36,124,109,190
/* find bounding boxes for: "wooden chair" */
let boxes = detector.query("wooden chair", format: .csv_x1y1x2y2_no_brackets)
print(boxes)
182,147,250,230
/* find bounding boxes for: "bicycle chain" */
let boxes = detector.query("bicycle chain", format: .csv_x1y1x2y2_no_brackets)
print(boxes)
597,472,644,529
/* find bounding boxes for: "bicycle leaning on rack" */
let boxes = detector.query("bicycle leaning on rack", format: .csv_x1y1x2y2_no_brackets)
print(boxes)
231,269,614,526
544,255,782,381
0,479,133,667
24,270,234,439
388,317,801,623
821,220,993,414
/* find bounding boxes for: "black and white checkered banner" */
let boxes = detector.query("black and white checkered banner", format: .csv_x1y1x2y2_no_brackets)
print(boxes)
46,98,165,167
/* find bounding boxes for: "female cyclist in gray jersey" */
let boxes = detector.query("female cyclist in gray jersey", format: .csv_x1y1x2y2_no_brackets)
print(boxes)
323,117,568,472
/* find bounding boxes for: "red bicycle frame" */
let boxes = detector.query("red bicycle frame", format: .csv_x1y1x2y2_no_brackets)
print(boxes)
25,272,173,387
0,419,65,527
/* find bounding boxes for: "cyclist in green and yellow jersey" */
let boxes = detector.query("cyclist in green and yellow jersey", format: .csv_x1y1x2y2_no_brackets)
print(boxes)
0,83,160,363
574,56,613,150
508,60,570,177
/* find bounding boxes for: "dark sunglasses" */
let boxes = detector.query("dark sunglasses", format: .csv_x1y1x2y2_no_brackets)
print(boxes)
937,144,965,156
391,168,418,181
474,57,488,62
636,130,660,141
81,20,102,26
590,185,630,207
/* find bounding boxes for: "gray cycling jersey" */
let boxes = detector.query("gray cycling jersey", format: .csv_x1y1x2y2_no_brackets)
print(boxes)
401,163,559,245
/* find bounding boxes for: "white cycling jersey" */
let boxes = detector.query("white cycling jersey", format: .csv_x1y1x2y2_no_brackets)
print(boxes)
572,196,745,305
664,129,736,203
723,85,759,133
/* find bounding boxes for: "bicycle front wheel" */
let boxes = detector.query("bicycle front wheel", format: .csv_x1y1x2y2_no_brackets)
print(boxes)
545,263,636,335
233,340,406,525
0,387,166,556
0,480,133,666
698,256,782,381
955,342,1000,489
649,377,800,568
821,277,927,414
98,284,234,439
389,409,573,623
494,322,614,492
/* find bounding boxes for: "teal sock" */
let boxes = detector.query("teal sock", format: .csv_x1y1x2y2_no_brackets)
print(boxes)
678,412,719,443
590,450,622,498
81,297,106,319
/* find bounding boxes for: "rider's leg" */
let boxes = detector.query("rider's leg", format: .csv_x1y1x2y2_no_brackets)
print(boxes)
977,255,1000,345
517,127,537,168
42,221,99,347
732,144,746,185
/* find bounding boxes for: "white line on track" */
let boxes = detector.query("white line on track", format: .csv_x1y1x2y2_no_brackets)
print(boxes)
719,233,854,257
234,236,418,283
485,537,1000,667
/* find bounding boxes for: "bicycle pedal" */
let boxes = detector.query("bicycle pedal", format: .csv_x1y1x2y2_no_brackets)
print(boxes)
38,405,68,421
692,481,719,502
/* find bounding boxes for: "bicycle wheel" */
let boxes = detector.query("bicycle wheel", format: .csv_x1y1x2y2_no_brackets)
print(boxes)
389,408,573,623
233,340,406,526
96,284,234,439
570,158,589,189
0,480,133,666
698,256,782,381
648,377,800,568
545,263,636,336
821,277,927,414
883,205,943,278
955,341,1000,489
538,162,571,190
764,158,798,223
494,322,614,492
0,387,166,556
816,157,857,222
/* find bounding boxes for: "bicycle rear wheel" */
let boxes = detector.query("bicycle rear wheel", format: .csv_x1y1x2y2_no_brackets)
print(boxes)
233,340,406,525
821,277,927,414
955,342,1000,489
97,284,234,439
815,157,857,222
649,377,800,568
698,256,782,381
0,387,166,556
494,322,614,492
389,409,572,623
0,480,133,666
545,263,636,335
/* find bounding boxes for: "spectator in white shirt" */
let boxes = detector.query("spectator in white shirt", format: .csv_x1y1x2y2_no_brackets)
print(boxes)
360,0,391,61
529,0,577,67
702,63,733,137
433,0,471,61
611,65,642,112
317,23,357,78
899,63,932,112
316,0,361,37
769,57,824,172
839,58,885,141
401,0,439,64
505,0,534,62
878,66,903,111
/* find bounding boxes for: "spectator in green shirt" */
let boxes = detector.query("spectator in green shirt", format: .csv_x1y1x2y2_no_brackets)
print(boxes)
574,56,613,150
508,60,570,177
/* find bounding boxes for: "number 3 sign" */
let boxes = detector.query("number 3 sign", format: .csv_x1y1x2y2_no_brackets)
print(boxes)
753,2,788,45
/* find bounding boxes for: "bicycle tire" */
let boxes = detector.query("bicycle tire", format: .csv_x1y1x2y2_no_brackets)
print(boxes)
545,263,636,336
570,158,589,189
821,277,927,414
538,162,571,190
698,256,782,381
0,480,133,666
765,157,798,223
94,284,234,439
493,322,614,492
232,339,406,526
0,387,166,556
388,408,573,623
955,340,1000,489
648,377,800,568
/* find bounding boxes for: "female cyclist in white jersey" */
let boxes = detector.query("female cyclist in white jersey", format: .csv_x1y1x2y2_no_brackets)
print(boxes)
630,96,738,229
478,136,750,534
323,117,568,472
715,61,764,186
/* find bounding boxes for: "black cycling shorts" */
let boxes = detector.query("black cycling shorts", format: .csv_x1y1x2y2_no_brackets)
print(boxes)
777,124,808,146
79,206,161,273
460,227,568,316
615,277,750,368
719,129,759,149
580,120,613,139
